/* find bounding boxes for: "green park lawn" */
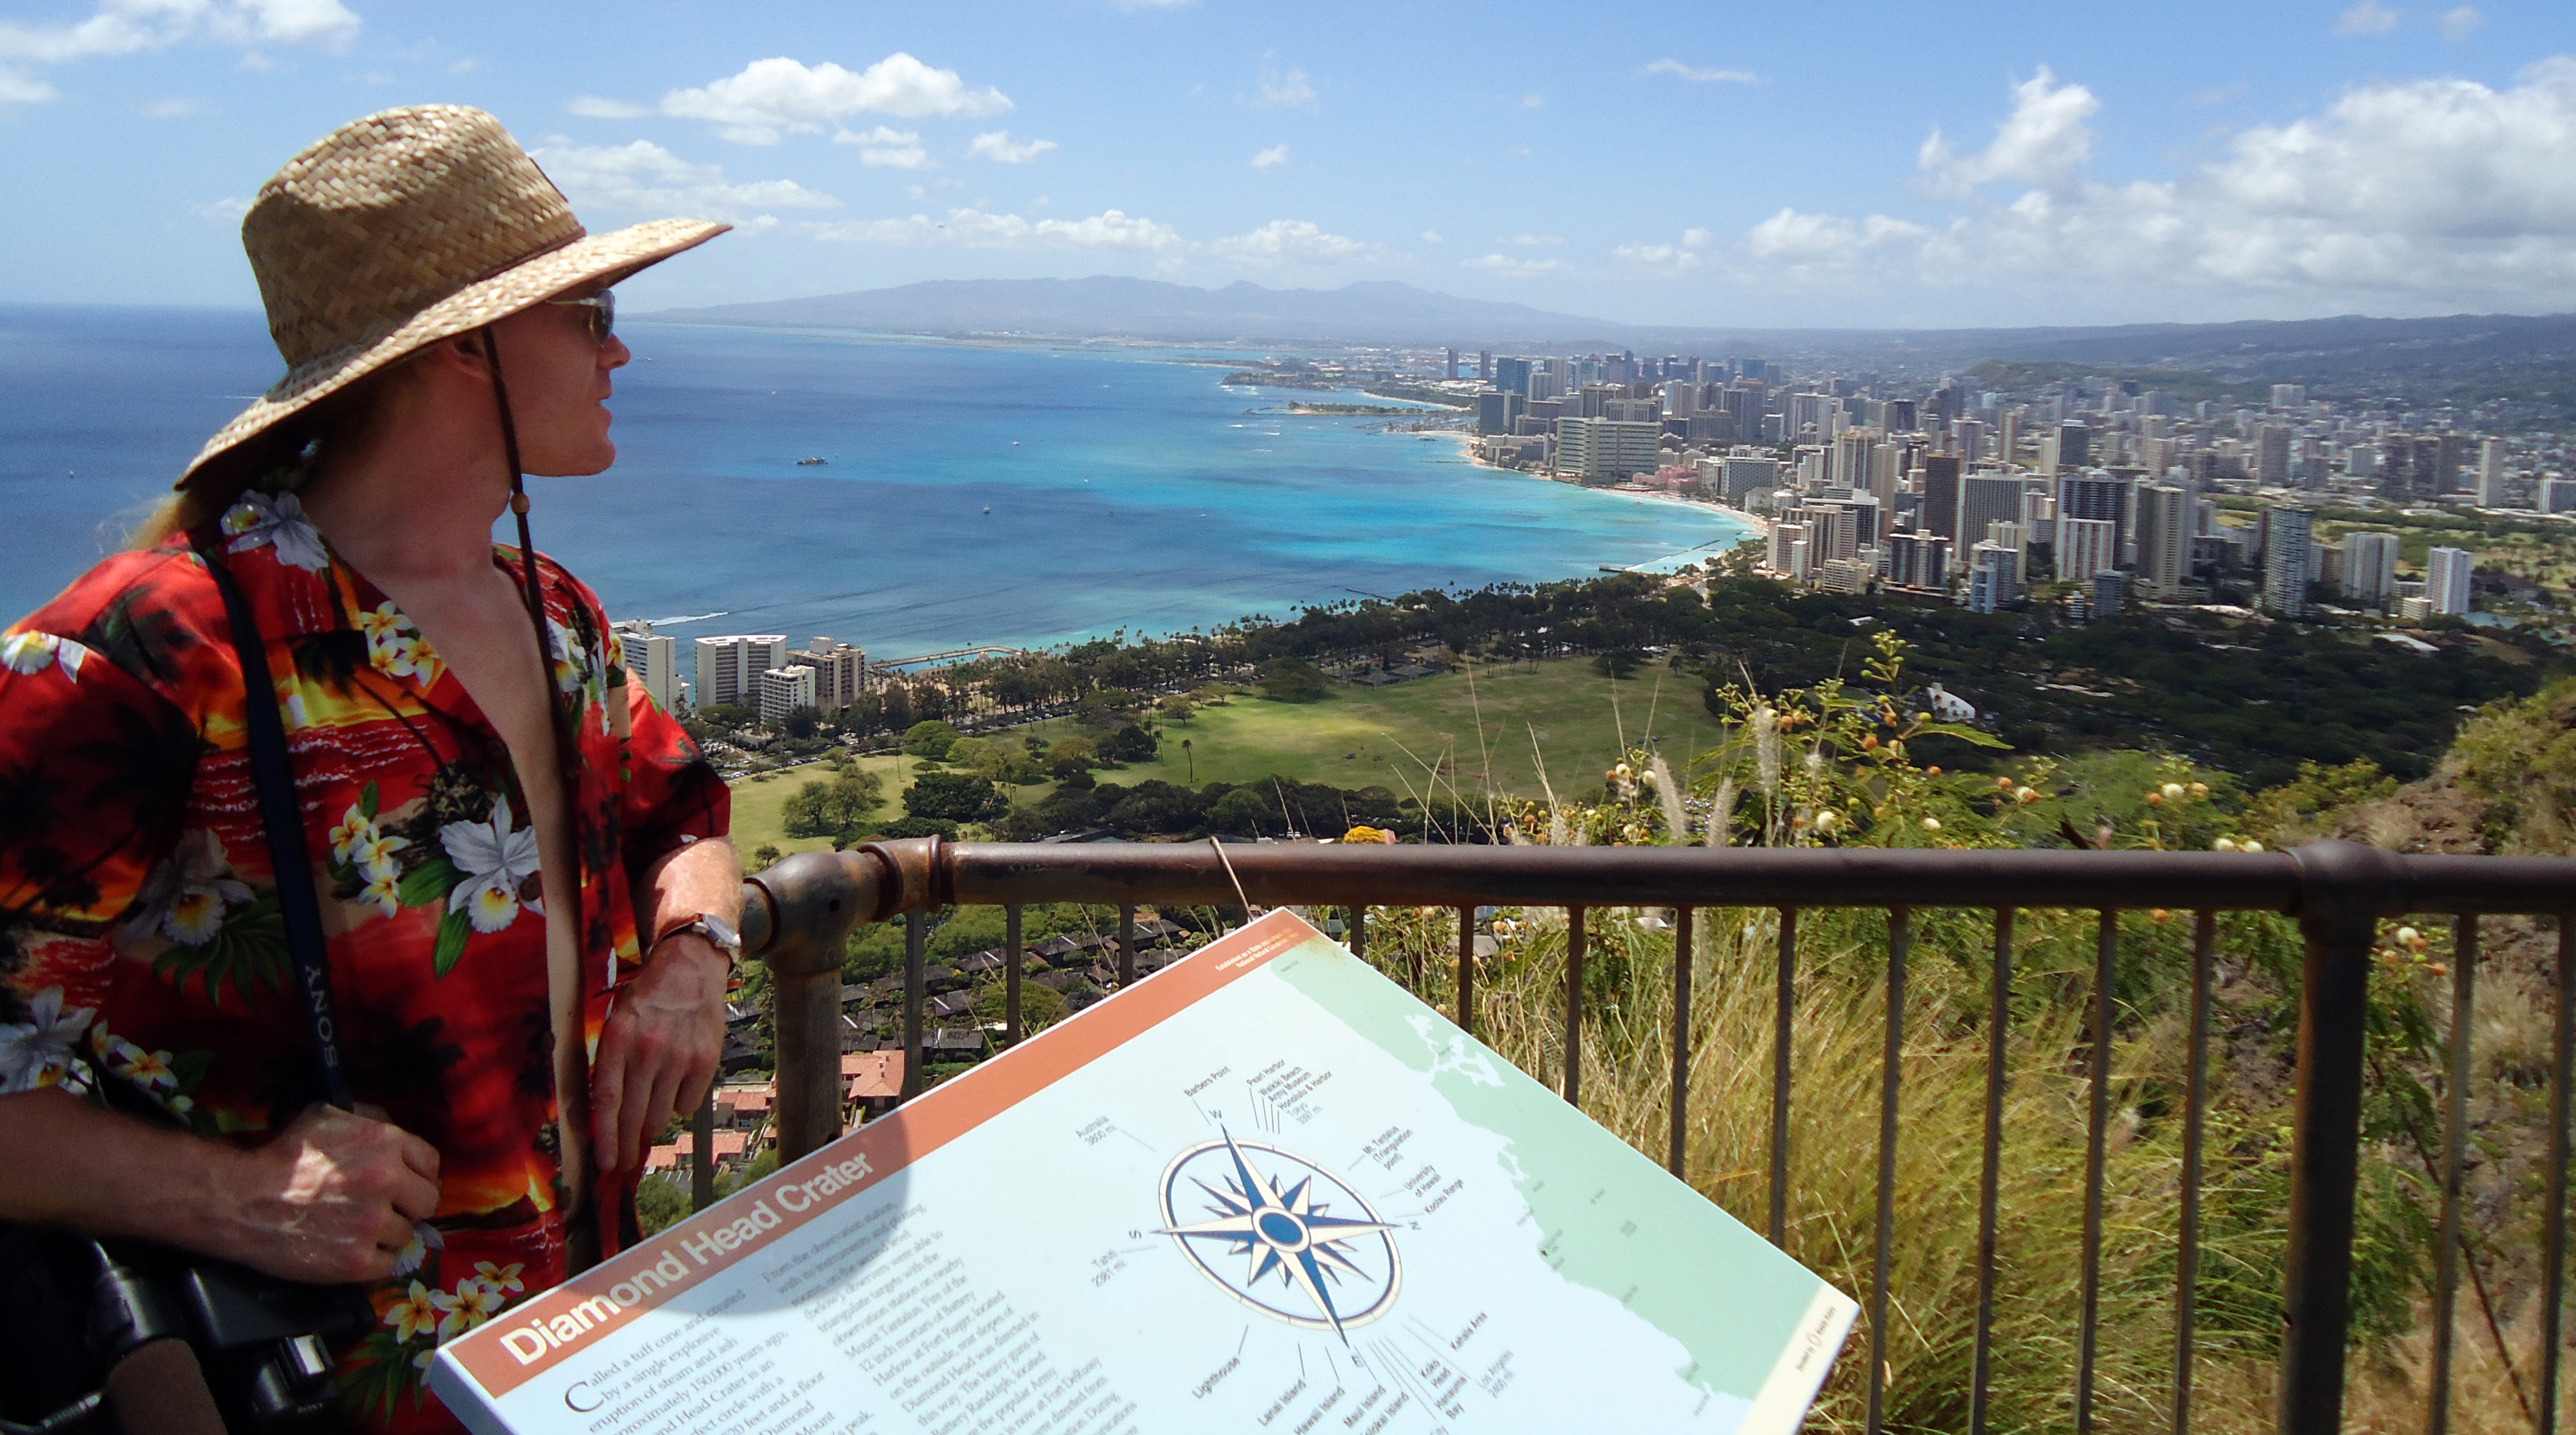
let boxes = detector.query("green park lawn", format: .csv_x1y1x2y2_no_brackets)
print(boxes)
723,657,1733,855
1098,657,1730,802
724,751,917,861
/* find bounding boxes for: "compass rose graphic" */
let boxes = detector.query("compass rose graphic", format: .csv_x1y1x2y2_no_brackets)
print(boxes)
1154,1131,1402,1339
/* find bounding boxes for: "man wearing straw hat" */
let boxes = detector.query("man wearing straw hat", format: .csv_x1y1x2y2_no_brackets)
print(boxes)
0,106,739,1428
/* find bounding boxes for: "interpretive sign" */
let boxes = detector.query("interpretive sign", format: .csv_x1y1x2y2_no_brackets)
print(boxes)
432,910,1856,1434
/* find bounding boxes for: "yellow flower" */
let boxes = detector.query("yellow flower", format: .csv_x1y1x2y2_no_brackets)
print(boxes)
327,805,376,865
385,1281,439,1343
432,1276,506,1340
474,1261,526,1295
360,868,402,918
353,831,410,879
357,602,405,645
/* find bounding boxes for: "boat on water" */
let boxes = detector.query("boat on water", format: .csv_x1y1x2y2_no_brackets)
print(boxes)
795,456,828,466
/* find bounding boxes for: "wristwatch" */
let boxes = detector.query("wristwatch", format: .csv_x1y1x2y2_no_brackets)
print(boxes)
651,913,742,970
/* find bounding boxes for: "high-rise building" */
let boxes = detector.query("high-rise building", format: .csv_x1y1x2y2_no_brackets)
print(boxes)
1888,531,1951,590
1769,522,1812,581
2271,384,2308,410
1719,454,1783,506
1444,348,1459,381
1919,455,1962,541
2047,423,2092,474
1951,417,1985,462
1474,391,1523,436
754,663,818,729
2058,517,2119,584
2056,471,2135,561
1477,351,1491,382
790,638,868,715
2540,477,2576,515
1967,542,2020,613
2261,508,2313,616
2135,484,2193,600
612,619,681,713
1493,357,1534,396
2477,437,2510,506
1958,474,2027,556
1789,504,1861,564
2257,425,2294,488
693,635,788,711
1555,418,1661,481
2341,532,2400,602
2426,546,2475,616
1832,427,1879,494
1996,409,2023,468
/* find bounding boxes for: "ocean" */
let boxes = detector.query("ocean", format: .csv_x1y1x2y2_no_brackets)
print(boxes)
0,307,1754,654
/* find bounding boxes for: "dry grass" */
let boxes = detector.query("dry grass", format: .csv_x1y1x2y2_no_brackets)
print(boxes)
1351,904,2560,1434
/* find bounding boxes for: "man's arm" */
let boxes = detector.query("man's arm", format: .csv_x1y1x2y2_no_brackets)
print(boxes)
592,836,741,1174
0,1090,440,1284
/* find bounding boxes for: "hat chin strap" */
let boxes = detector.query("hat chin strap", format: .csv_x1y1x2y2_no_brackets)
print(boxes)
478,327,553,646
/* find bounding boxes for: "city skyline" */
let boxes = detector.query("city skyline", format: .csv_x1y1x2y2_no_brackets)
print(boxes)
1,0,2573,326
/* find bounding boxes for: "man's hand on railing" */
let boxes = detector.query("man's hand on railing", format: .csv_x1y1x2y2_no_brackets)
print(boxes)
591,937,729,1176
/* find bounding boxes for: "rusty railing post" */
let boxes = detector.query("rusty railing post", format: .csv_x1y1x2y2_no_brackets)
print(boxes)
2279,840,2405,1435
741,837,941,1162
744,846,899,1164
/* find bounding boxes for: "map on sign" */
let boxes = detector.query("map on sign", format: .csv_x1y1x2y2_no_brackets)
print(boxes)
431,910,1857,1435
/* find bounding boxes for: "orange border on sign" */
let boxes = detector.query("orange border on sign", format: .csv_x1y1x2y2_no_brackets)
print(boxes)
440,908,1322,1399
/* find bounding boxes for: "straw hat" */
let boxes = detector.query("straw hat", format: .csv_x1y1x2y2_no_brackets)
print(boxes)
176,104,729,489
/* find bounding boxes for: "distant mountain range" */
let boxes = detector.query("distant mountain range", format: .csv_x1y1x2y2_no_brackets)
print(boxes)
643,277,2576,398
646,277,1624,347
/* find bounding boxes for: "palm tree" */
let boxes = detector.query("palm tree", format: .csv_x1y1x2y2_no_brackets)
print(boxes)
1182,738,1194,783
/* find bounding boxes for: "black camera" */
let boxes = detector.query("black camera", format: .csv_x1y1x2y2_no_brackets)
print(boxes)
0,1232,373,1433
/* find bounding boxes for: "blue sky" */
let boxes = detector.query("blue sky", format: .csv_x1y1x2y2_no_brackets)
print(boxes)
4,0,2574,327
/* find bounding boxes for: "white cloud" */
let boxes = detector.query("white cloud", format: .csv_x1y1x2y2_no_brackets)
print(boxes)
661,54,1010,145
1254,67,1316,109
810,206,1181,252
141,95,211,117
1916,66,2098,199
1496,233,1562,247
1615,228,1716,273
1464,253,1564,278
567,94,651,119
1519,92,1543,108
1250,143,1289,170
1644,59,1758,84
188,195,250,221
1420,229,1444,243
448,55,476,75
2441,5,2482,41
1729,58,2576,310
834,124,930,169
2334,1,2401,35
0,0,358,104
1207,219,1394,266
968,130,1057,163
532,138,840,221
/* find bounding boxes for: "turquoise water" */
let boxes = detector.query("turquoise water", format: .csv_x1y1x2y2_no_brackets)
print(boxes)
0,308,1752,654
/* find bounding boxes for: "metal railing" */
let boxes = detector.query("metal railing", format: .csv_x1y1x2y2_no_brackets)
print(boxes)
719,836,2576,1435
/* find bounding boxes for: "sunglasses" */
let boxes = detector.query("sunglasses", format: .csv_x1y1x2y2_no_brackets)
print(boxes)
544,290,616,346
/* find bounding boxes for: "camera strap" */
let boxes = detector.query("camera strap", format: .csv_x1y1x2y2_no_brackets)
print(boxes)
192,535,354,1112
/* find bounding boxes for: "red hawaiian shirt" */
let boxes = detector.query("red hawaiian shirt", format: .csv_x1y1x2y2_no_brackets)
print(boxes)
0,488,728,1431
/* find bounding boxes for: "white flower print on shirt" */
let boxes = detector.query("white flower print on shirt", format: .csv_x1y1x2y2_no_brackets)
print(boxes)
0,988,96,1094
120,830,255,947
439,796,541,934
221,491,329,572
